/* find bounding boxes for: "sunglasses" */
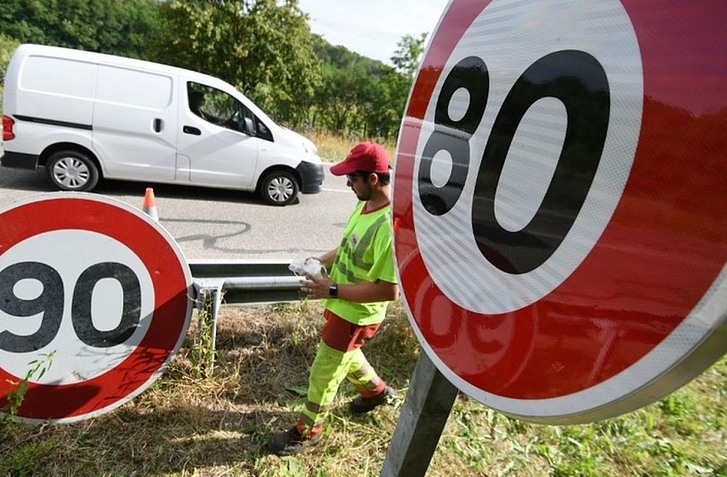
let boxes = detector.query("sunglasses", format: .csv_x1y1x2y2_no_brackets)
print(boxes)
346,172,372,182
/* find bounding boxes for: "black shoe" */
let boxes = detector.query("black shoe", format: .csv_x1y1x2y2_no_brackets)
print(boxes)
267,426,321,456
349,386,401,414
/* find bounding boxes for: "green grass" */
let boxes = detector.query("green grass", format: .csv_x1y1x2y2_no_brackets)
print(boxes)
1,301,725,476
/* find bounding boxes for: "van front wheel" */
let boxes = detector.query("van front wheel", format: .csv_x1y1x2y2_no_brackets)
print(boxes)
259,171,299,206
46,150,100,192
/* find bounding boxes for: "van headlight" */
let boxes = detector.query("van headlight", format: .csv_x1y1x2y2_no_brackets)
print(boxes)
303,139,318,155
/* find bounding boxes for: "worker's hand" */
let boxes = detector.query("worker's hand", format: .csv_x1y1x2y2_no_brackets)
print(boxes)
300,267,332,299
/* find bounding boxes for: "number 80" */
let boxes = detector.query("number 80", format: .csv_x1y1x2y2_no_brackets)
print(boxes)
418,50,610,275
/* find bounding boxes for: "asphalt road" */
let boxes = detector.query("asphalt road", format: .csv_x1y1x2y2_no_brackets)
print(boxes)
0,156,358,262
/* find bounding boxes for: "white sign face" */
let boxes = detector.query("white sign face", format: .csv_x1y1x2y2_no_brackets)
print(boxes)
415,0,642,313
0,193,192,423
393,0,727,423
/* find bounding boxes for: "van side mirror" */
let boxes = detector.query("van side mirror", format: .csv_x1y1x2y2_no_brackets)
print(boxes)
243,117,256,136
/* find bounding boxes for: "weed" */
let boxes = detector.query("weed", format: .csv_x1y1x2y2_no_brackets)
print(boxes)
0,438,60,476
1,351,55,435
189,287,220,378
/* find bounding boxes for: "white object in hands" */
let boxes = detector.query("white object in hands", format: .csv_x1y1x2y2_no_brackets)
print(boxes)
289,251,325,279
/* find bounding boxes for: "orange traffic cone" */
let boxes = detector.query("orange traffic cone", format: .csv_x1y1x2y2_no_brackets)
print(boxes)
142,187,159,222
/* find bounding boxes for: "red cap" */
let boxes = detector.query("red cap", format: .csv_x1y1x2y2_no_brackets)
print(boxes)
329,142,391,176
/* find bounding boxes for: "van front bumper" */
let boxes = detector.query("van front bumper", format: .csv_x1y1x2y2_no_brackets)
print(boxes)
297,161,324,194
1,151,40,170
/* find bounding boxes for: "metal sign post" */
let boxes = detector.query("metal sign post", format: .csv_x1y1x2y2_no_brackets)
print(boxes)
381,352,458,477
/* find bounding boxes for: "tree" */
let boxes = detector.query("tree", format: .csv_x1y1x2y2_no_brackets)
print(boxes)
308,37,407,139
0,0,161,58
147,0,320,126
0,0,429,140
316,32,428,140
0,34,21,100
370,33,428,138
391,33,427,78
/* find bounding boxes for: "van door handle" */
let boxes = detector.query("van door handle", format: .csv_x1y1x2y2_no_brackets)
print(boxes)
153,118,162,132
183,125,201,136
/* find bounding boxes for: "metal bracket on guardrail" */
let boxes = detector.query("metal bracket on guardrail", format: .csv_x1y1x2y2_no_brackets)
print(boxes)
193,278,225,372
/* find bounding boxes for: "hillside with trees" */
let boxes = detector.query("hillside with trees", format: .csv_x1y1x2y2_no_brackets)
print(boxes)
0,0,426,141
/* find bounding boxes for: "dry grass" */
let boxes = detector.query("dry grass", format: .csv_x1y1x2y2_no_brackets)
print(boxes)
0,301,419,476
1,300,726,476
306,132,397,164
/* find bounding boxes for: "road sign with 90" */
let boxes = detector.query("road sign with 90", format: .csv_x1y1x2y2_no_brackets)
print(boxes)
0,194,192,423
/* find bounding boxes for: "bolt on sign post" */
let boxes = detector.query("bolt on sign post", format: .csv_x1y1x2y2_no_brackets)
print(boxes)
385,0,727,474
0,193,193,423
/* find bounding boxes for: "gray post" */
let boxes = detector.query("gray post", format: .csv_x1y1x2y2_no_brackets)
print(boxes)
380,352,459,477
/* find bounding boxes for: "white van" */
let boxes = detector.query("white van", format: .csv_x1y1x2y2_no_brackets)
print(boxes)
1,44,324,206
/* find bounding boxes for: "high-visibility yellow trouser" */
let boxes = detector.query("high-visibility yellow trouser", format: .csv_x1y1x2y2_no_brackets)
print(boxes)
298,340,383,433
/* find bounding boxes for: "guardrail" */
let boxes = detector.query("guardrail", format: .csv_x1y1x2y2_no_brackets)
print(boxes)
188,259,304,372
189,259,303,305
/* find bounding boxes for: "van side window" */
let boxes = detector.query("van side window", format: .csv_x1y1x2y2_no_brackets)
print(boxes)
186,82,273,142
255,117,273,142
241,105,274,142
187,82,232,126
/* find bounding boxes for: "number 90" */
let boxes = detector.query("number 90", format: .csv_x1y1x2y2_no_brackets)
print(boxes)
0,261,141,353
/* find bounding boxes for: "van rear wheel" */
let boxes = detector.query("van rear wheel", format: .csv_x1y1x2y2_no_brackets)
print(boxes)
259,170,299,206
46,150,100,192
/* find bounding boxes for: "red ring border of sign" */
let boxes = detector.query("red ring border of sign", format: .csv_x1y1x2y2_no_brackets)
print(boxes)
0,193,192,422
393,0,727,422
